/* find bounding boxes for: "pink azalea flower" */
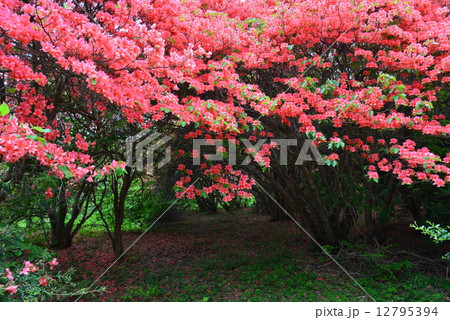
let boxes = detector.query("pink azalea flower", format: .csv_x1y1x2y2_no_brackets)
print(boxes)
45,188,53,199
39,275,48,287
20,267,30,275
5,268,14,281
29,265,38,273
49,258,59,270
368,171,379,180
4,285,18,295
20,261,38,275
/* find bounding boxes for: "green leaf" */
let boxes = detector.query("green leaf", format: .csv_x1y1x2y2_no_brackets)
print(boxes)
58,165,73,178
390,147,399,154
37,137,47,145
0,102,10,116
115,167,126,177
91,79,97,85
33,126,51,133
28,134,38,141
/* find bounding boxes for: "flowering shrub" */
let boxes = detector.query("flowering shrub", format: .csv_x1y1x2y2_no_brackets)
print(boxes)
0,258,79,301
1,0,449,197
0,257,105,301
0,223,104,301
1,0,449,248
0,258,59,301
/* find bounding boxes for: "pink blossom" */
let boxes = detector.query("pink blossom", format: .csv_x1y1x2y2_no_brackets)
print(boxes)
45,188,53,199
4,285,18,295
433,178,445,187
49,258,59,270
368,171,379,180
39,275,48,287
20,266,30,275
5,268,14,281
20,261,38,275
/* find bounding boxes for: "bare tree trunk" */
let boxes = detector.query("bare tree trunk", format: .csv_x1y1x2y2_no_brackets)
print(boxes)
50,184,69,248
111,168,133,260
112,228,124,261
48,181,94,249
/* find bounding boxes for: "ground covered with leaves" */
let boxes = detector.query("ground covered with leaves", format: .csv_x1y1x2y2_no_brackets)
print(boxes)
56,211,449,302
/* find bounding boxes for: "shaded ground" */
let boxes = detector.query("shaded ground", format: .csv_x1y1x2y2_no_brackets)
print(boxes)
57,211,450,301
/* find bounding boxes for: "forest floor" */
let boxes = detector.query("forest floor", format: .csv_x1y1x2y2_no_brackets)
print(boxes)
56,210,450,302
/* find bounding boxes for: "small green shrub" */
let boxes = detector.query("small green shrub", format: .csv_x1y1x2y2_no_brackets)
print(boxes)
0,224,47,265
411,221,450,260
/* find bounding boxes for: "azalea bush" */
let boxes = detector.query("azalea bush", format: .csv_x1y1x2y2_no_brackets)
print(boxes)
0,0,449,255
0,257,106,301
0,224,104,301
1,224,77,301
0,258,69,301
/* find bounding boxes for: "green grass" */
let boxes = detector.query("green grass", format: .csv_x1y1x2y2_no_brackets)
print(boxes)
57,211,449,302
114,246,449,302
